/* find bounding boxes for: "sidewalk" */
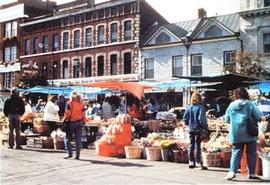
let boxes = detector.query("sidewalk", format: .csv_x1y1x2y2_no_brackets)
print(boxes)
1,146,268,185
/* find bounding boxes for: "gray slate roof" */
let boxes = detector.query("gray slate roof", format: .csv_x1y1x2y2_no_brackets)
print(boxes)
142,13,240,46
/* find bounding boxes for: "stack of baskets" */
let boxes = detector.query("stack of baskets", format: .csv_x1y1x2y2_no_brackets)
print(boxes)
124,146,142,159
202,152,222,167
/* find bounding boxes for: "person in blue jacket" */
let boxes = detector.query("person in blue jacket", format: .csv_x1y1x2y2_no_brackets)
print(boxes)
183,91,208,169
224,87,263,180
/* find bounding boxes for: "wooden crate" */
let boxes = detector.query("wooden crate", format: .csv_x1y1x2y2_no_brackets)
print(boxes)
26,137,54,149
53,137,65,150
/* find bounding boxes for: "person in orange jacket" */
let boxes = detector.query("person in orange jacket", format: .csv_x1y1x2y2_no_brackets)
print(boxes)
63,91,86,160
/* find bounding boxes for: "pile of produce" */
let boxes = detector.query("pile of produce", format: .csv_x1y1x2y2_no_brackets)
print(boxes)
208,118,229,131
95,114,132,157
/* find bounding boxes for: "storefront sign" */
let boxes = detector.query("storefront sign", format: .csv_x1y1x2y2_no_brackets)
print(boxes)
0,63,21,73
49,74,140,86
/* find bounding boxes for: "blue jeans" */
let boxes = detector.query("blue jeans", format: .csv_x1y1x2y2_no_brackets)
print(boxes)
230,141,257,174
66,121,83,157
189,132,201,165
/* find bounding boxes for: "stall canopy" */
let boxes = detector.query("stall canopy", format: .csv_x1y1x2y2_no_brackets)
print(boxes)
140,79,190,91
174,73,260,90
259,81,270,93
18,86,109,98
78,81,153,100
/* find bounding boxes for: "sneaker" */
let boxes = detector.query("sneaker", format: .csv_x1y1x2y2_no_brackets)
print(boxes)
74,156,80,160
248,174,261,180
189,161,195,168
63,155,72,159
225,172,236,180
8,146,14,149
189,165,195,169
16,146,23,150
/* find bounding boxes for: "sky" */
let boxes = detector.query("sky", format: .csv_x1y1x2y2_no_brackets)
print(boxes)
0,0,240,22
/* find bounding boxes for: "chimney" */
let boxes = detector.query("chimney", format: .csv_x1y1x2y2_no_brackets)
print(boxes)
198,8,207,18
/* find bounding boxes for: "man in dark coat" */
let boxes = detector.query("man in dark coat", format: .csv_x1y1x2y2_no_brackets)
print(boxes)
4,88,25,149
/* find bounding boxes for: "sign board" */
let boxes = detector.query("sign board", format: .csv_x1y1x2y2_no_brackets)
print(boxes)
0,4,25,23
49,74,140,86
0,63,20,73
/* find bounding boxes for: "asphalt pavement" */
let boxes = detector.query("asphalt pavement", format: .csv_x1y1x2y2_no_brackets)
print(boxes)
0,146,269,185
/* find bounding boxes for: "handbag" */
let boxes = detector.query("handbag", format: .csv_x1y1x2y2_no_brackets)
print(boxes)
62,102,73,133
62,119,70,133
200,127,210,141
246,103,258,136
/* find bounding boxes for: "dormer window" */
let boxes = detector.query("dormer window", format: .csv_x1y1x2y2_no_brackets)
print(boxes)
155,32,171,44
204,25,223,38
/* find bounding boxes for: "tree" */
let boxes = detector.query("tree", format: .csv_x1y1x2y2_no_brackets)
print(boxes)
223,51,270,79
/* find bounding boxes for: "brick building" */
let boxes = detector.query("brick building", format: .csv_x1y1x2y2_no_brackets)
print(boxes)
0,0,56,89
19,0,168,86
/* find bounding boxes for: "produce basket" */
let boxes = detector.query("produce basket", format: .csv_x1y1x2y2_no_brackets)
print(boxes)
125,146,142,159
202,152,222,167
145,147,161,161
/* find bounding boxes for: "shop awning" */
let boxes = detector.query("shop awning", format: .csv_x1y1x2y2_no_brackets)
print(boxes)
259,81,270,93
174,73,260,83
78,81,154,100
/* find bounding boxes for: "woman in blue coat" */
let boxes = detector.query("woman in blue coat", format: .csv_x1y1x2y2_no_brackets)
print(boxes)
224,87,263,180
183,91,208,169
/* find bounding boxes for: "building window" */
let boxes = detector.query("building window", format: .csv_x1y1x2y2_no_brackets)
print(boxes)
4,72,15,88
155,32,171,44
4,47,10,63
98,25,105,44
11,46,16,61
204,25,223,38
265,0,270,7
246,0,250,8
12,21,17,37
63,32,69,50
124,20,132,41
124,52,131,74
53,34,59,51
42,62,48,77
124,4,131,13
74,30,80,48
43,36,49,52
111,6,118,16
110,54,117,75
24,39,30,55
85,28,93,47
85,57,92,77
5,22,11,38
52,61,58,79
191,54,202,76
172,56,183,77
263,33,270,53
144,58,154,79
73,59,80,78
33,37,38,54
97,56,104,76
62,60,69,79
224,51,236,65
110,23,118,43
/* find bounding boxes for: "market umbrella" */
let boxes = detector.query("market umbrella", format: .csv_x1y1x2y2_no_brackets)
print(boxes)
78,81,154,100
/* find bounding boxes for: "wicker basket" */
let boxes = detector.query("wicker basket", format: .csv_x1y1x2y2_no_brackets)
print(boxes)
145,147,161,161
202,152,222,167
125,146,142,159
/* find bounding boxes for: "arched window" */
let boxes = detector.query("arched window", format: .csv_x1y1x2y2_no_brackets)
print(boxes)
73,59,80,78
63,32,69,50
42,62,47,77
98,25,105,44
62,60,69,79
155,32,171,44
73,30,80,48
110,54,117,75
85,28,93,47
124,52,131,74
110,23,118,43
52,61,58,79
204,25,223,38
85,57,92,77
97,56,104,76
124,20,132,41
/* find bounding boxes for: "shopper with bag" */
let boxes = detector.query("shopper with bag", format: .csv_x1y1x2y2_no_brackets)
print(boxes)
63,91,85,160
224,87,263,180
183,91,208,169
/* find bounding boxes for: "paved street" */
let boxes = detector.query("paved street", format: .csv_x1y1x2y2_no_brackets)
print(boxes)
1,146,269,185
